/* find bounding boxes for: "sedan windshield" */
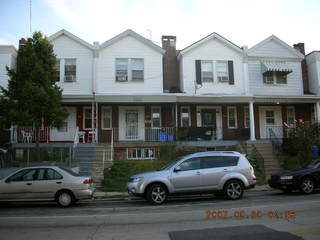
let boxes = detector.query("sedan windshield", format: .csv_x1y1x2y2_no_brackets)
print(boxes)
305,160,320,169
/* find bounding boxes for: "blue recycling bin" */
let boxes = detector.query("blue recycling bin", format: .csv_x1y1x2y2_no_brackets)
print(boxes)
159,132,167,142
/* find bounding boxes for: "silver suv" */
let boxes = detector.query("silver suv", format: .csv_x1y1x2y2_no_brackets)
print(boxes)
127,151,256,204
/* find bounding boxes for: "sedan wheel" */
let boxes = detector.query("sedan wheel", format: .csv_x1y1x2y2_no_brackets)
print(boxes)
147,184,167,204
300,178,315,194
224,180,244,200
57,191,74,207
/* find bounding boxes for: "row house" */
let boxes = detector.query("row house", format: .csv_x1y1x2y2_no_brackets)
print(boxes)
1,29,320,161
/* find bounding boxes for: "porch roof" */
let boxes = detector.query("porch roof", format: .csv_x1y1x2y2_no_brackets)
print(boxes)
253,95,320,103
261,61,293,74
95,94,177,103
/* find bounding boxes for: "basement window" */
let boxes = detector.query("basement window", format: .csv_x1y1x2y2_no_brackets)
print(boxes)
127,148,157,160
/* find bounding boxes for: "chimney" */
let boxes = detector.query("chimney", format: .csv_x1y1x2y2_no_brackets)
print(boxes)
293,42,309,93
162,36,180,93
293,43,305,55
19,38,26,48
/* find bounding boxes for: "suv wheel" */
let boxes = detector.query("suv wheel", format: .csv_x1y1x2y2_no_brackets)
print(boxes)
224,180,244,200
146,183,167,204
56,191,75,207
300,177,314,194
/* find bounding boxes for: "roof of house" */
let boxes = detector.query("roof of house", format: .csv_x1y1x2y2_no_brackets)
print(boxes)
48,29,95,50
248,35,304,59
178,32,243,57
100,29,165,54
0,45,17,55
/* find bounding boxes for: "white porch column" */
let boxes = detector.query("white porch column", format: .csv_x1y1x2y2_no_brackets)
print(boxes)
316,102,320,123
249,101,256,141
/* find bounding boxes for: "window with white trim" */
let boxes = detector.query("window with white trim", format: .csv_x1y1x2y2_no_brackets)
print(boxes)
127,148,157,160
64,59,76,82
244,106,250,128
151,106,161,128
181,106,191,127
286,106,295,125
102,107,112,129
116,58,128,81
201,61,213,82
266,111,275,125
131,59,144,81
83,107,92,129
216,61,229,82
227,106,237,128
263,71,287,85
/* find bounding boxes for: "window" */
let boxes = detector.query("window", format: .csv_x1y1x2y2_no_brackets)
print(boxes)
181,107,191,127
179,158,200,171
276,72,287,84
227,106,237,128
200,156,239,169
57,121,68,132
216,61,229,82
286,107,295,125
116,58,128,81
55,59,60,82
37,169,62,180
131,59,144,81
102,107,112,129
127,148,157,159
84,107,92,129
10,169,37,182
263,72,274,84
64,59,76,82
263,71,288,84
266,111,275,125
244,106,250,128
201,61,213,82
151,106,161,128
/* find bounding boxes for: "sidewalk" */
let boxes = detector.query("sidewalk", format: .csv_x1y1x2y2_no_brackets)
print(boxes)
93,184,273,200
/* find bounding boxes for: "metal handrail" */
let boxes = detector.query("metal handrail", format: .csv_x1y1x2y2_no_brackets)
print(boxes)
269,128,282,155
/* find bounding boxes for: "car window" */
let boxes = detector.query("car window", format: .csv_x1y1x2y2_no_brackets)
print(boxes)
200,156,239,169
179,158,200,171
37,169,62,180
10,169,37,182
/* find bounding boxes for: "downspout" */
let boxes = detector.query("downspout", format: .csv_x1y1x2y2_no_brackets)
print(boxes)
92,41,99,142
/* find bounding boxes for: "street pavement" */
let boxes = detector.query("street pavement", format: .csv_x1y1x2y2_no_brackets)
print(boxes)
0,190,319,240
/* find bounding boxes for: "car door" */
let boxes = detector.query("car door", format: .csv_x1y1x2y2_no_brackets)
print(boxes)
200,156,239,189
170,157,203,192
0,169,37,200
31,168,64,199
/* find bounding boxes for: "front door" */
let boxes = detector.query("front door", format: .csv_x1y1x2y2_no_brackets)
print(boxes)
201,109,217,127
126,110,139,140
259,106,283,139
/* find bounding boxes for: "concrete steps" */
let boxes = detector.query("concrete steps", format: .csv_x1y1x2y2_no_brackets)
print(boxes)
75,143,113,184
253,142,282,177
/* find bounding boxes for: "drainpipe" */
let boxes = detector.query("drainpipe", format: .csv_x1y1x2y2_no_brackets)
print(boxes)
316,102,320,123
92,42,99,142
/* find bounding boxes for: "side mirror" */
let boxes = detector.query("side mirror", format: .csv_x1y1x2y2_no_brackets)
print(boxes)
174,166,182,172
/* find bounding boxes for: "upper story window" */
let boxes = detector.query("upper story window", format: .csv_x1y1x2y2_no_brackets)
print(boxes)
55,59,60,82
151,106,161,128
263,71,287,85
64,59,76,82
196,60,234,85
131,59,144,81
227,106,237,128
116,58,144,82
116,58,128,82
216,61,229,82
201,61,213,82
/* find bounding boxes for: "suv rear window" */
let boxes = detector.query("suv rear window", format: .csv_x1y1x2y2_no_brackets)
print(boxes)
200,156,239,169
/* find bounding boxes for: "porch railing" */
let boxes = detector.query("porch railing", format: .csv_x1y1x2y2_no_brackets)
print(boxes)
13,126,51,143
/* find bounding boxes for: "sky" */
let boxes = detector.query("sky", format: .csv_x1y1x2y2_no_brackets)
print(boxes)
0,0,319,53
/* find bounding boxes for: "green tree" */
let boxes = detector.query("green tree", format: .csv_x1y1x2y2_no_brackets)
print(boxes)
0,32,68,137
